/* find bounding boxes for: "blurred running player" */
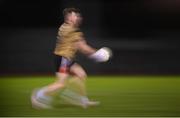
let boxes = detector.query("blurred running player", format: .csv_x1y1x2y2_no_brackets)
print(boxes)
31,7,112,109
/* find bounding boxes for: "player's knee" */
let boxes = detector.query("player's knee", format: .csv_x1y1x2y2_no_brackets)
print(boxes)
77,72,87,80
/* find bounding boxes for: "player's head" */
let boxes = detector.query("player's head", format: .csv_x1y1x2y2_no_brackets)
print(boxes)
63,7,82,27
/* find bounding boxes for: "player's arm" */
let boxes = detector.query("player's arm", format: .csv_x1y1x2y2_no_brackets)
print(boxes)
76,38,96,56
76,38,112,62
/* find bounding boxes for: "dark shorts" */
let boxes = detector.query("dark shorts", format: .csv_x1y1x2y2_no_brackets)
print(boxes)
54,55,75,73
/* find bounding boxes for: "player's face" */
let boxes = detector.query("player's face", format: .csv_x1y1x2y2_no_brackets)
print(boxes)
71,12,82,27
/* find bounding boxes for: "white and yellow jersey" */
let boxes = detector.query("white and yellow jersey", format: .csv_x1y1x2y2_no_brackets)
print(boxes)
54,23,83,60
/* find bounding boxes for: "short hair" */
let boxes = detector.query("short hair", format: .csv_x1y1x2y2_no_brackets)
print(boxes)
63,7,81,17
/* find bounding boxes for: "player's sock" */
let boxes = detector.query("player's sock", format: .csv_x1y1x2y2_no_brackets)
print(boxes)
60,89,82,101
36,87,53,103
31,88,54,109
60,89,88,108
80,96,88,103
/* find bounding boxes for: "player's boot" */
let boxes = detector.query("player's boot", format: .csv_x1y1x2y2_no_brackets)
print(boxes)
31,88,53,109
86,100,100,106
81,97,100,107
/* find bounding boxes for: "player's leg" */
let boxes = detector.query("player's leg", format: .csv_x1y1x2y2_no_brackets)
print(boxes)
44,72,68,96
69,63,87,96
31,56,70,109
69,63,100,107
31,73,69,109
57,63,88,108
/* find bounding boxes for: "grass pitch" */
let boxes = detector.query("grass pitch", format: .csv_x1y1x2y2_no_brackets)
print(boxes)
0,76,180,117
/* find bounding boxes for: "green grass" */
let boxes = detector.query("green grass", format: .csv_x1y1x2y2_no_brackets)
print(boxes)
0,76,180,117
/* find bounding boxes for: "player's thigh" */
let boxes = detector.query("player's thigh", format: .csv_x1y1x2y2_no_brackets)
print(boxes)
70,63,87,79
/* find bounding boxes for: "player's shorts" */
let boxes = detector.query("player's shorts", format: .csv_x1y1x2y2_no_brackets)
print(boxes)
54,55,75,73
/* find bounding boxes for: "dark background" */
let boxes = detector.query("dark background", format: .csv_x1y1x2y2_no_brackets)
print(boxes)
0,0,180,75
